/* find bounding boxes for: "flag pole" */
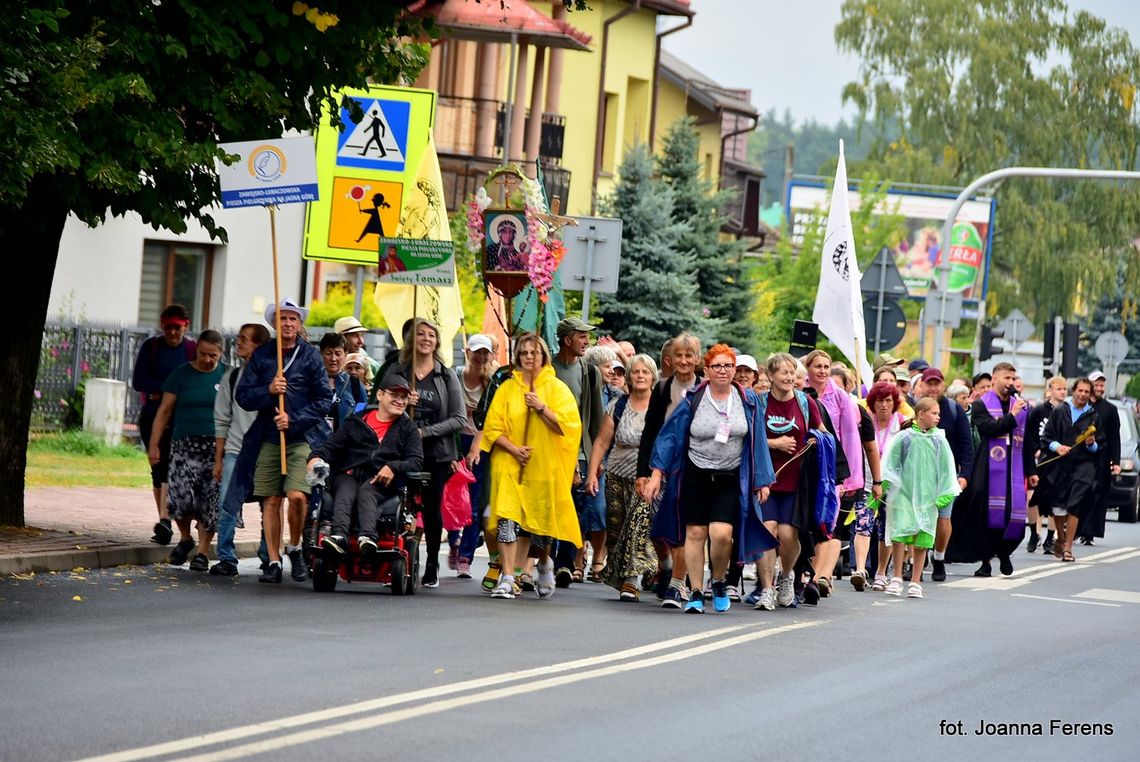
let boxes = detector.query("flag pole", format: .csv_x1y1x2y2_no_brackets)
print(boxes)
269,205,287,475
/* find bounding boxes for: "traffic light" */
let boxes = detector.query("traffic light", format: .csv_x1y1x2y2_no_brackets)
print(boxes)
979,324,1004,361
1042,318,1056,363
1061,322,1081,377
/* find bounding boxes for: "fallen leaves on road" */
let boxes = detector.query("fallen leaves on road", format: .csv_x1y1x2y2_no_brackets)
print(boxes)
72,595,82,601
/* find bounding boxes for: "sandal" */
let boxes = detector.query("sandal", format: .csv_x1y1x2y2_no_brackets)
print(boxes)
518,573,536,591
588,561,605,583
571,568,584,583
619,583,640,601
1062,550,1075,563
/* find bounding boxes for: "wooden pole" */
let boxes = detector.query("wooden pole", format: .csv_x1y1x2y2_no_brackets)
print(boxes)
518,376,534,484
409,285,418,420
269,205,287,475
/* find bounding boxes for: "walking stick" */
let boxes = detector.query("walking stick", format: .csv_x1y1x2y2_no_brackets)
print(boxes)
518,378,535,484
269,205,287,475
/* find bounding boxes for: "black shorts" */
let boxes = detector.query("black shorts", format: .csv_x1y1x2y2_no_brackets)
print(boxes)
680,460,740,527
138,402,172,488
833,496,859,542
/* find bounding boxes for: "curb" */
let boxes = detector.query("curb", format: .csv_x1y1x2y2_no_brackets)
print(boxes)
0,539,263,576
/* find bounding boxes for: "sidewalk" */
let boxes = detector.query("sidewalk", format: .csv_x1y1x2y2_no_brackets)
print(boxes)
1,487,264,575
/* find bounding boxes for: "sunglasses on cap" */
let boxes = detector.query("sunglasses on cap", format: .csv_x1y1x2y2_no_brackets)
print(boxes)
162,319,189,329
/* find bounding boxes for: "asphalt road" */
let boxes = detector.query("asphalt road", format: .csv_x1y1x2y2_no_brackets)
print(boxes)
3,521,1140,762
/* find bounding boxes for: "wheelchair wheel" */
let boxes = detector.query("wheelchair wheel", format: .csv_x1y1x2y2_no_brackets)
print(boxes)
311,558,338,593
405,538,419,596
390,556,407,596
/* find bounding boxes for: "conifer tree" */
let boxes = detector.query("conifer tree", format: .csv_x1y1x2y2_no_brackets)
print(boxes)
596,143,716,351
658,117,754,350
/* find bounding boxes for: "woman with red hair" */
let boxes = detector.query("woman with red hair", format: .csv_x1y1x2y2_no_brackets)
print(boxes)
863,380,907,591
643,344,776,613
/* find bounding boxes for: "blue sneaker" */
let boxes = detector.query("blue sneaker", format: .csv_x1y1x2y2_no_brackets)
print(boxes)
684,590,705,614
743,585,764,606
661,585,686,609
711,580,731,612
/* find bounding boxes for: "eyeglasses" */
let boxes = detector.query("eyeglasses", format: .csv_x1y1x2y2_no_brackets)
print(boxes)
384,392,409,403
707,363,736,372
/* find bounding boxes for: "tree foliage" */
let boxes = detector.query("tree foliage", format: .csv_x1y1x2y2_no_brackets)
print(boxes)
835,0,1140,328
657,117,754,351
596,143,716,352
1,1,432,526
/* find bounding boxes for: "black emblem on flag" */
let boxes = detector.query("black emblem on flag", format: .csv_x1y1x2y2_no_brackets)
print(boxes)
832,240,849,282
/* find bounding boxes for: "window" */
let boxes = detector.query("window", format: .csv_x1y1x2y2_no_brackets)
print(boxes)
138,241,214,327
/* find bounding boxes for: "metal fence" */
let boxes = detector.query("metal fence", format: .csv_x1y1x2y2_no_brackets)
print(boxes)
34,322,242,435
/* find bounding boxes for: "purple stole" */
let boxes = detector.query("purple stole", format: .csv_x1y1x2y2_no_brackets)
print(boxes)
982,391,1027,540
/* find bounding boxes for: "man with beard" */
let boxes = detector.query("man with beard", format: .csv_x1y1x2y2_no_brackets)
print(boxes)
1025,376,1069,554
948,362,1027,576
1077,371,1121,545
914,367,973,581
1041,378,1103,561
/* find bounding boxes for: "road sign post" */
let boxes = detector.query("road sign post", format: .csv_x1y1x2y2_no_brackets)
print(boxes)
859,247,909,353
1095,331,1129,397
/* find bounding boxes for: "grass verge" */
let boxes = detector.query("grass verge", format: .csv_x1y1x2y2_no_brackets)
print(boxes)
27,431,151,489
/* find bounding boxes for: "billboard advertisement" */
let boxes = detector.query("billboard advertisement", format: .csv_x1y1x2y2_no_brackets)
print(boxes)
786,181,996,301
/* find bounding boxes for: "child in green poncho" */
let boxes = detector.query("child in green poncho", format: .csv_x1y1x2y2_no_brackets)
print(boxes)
881,397,961,599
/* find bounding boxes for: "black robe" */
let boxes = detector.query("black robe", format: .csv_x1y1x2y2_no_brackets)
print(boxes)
947,396,1025,563
1040,401,1102,517
1079,397,1119,537
1025,400,1056,511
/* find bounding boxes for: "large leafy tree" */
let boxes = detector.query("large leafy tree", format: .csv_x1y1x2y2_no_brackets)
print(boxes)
596,143,716,353
1,1,432,526
657,117,754,351
835,0,1140,329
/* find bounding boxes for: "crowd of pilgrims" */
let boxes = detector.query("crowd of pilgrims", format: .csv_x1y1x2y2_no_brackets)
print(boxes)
133,301,1124,610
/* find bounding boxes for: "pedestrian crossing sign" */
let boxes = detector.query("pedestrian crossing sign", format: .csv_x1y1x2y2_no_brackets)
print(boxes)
335,98,410,173
304,85,437,265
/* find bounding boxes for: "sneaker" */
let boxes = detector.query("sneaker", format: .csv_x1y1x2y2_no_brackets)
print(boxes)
481,560,502,593
456,559,473,579
801,581,820,606
150,519,173,546
743,585,764,606
726,584,741,602
711,580,731,613
907,582,924,599
776,574,796,607
358,537,378,561
169,538,195,566
754,587,776,611
850,570,867,591
490,578,515,599
535,560,556,599
1027,534,1040,553
902,560,913,580
287,548,309,582
258,562,282,584
930,558,947,582
684,590,705,613
555,567,573,589
322,534,347,556
1042,537,1055,555
189,553,209,572
209,560,239,576
447,545,460,571
885,577,904,596
742,565,758,581
661,585,686,609
1079,536,1094,546
422,564,439,588
654,572,671,601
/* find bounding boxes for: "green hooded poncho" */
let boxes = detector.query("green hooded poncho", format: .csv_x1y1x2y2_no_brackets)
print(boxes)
881,425,961,548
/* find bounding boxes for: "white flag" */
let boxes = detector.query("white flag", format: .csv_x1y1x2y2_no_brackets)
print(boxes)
812,140,872,386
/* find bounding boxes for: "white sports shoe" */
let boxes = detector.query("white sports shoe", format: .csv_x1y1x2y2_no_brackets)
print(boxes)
535,560,555,599
754,587,777,611
776,575,795,607
907,582,924,599
490,577,516,599
885,577,904,597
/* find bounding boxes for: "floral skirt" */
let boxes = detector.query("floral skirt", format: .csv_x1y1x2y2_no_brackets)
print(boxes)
601,473,658,590
167,435,220,531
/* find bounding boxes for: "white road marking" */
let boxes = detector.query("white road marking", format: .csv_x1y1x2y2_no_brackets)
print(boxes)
74,623,775,762
174,621,823,762
1100,549,1140,564
1074,587,1140,604
1010,593,1121,607
943,546,1140,591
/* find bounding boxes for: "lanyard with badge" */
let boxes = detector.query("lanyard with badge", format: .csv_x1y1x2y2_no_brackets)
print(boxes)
707,390,733,444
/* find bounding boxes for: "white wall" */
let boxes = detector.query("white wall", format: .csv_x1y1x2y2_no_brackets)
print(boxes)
50,204,309,330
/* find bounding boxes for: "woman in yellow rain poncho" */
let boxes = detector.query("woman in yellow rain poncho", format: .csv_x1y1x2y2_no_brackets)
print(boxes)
481,332,581,599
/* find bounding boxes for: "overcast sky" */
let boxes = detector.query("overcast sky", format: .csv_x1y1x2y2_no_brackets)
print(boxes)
661,0,1140,126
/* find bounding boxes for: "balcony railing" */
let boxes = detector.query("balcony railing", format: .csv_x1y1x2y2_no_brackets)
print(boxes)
435,95,566,163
